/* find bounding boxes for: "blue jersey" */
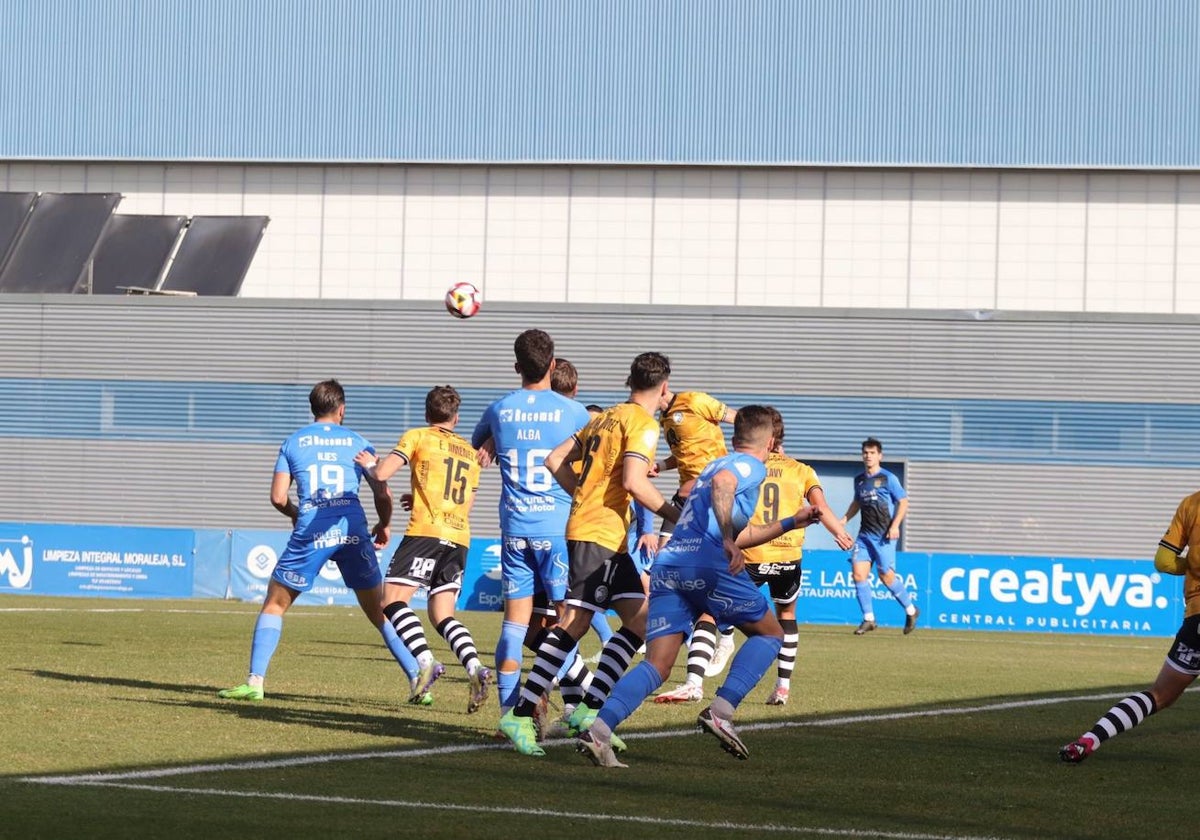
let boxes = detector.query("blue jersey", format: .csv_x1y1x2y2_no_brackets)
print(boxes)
274,422,375,534
853,467,907,538
472,388,590,537
656,452,767,567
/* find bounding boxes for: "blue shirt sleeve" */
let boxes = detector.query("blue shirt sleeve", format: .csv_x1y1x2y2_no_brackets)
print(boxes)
887,471,907,500
274,443,290,475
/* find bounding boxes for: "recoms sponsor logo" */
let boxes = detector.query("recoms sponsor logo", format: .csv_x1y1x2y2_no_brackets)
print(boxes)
940,563,1166,617
246,545,278,579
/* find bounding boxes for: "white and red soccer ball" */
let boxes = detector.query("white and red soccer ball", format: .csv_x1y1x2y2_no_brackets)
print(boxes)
444,282,482,319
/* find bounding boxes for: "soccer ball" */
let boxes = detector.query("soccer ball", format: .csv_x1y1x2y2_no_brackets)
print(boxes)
444,282,482,319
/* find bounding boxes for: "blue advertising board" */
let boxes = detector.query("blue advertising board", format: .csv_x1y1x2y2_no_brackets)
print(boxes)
0,522,193,598
796,550,1183,636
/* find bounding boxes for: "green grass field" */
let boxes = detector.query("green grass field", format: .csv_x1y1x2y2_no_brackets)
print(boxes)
3,594,1193,840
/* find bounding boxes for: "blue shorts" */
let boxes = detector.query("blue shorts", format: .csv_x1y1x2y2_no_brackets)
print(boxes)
851,534,897,575
273,515,381,593
501,535,569,603
645,559,770,643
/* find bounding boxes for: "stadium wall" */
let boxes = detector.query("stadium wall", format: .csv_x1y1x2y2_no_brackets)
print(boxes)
2,295,1197,563
6,162,1200,313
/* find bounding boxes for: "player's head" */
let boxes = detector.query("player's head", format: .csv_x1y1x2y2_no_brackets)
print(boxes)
585,403,605,417
551,357,578,397
309,379,346,421
768,406,785,452
861,437,883,469
426,385,461,425
514,329,555,384
626,352,671,398
732,404,775,455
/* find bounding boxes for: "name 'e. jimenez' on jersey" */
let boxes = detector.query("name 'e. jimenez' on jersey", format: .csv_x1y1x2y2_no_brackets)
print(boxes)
853,467,906,538
275,422,374,532
657,452,767,567
743,452,822,566
566,402,661,552
393,425,480,547
660,391,731,485
472,388,590,537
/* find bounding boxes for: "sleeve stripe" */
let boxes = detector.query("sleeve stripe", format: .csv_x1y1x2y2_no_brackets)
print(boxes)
1159,539,1182,553
390,449,410,464
623,451,651,463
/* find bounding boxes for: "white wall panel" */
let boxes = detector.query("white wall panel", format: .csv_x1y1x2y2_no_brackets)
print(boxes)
736,170,824,307
651,170,740,306
995,173,1087,311
822,171,910,308
566,169,654,304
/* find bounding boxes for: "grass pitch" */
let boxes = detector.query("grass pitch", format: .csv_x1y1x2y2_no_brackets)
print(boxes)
2,594,1194,840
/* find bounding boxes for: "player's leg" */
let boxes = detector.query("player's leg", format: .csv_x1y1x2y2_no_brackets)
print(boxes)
381,536,445,701
352,583,420,683
219,577,301,700
850,540,877,634
701,571,782,759
497,539,537,713
765,563,801,705
1061,617,1200,762
573,552,646,728
655,616,714,702
337,535,422,688
706,624,737,677
876,540,918,632
426,547,492,712
578,571,694,767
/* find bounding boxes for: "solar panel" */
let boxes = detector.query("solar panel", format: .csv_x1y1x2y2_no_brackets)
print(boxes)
0,193,120,293
85,214,187,295
159,216,269,296
0,192,38,281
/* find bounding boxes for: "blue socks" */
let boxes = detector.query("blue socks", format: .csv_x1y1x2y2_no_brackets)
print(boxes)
590,610,614,644
248,613,283,678
854,580,874,616
715,635,782,708
885,575,913,609
496,619,527,708
597,660,663,732
379,617,419,679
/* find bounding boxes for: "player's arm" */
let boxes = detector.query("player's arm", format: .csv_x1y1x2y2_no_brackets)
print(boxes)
545,434,582,496
270,471,298,525
1155,541,1187,575
709,468,746,574
623,454,679,523
652,454,678,475
841,499,860,526
356,449,407,483
887,497,909,541
722,407,737,424
736,503,821,551
362,470,393,548
807,486,854,550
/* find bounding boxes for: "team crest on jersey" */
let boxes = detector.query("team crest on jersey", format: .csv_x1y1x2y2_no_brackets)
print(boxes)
672,412,683,424
735,462,752,477
874,478,885,488
594,584,609,603
499,409,514,422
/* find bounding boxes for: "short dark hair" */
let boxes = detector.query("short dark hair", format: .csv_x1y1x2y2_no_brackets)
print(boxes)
309,379,345,418
585,403,605,415
733,405,774,448
514,329,555,383
625,352,671,391
551,357,578,396
862,437,883,452
768,406,784,445
426,385,461,424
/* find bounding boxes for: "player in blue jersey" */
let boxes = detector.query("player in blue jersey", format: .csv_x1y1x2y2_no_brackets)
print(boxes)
218,380,422,702
841,437,917,635
575,405,821,767
472,331,592,720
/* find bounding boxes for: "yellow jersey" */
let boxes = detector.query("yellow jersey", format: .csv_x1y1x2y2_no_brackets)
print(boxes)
392,426,479,547
660,391,730,485
743,452,822,566
1160,490,1200,618
566,402,661,551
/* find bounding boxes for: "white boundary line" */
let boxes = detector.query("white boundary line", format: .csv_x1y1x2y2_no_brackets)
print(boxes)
21,688,1160,840
46,782,1011,840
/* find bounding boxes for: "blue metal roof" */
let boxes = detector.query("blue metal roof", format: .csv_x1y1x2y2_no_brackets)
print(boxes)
2,0,1198,167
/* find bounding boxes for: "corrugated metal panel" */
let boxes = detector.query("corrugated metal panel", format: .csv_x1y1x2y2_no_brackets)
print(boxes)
907,463,1200,559
2,296,1198,557
0,0,1197,167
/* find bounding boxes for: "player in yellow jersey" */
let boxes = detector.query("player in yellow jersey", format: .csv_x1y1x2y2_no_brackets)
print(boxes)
1060,489,1200,762
652,389,739,702
357,385,493,714
498,352,681,756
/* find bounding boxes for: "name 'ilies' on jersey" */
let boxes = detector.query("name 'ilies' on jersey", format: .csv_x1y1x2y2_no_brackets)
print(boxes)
473,390,591,537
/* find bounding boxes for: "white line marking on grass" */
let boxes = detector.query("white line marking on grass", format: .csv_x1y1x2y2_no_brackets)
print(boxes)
42,781,1013,840
24,687,1154,786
